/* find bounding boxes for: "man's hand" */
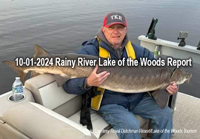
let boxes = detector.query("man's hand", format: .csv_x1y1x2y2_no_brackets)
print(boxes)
166,82,178,95
86,65,110,87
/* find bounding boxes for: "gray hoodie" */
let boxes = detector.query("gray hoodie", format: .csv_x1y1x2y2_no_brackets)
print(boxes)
96,29,129,59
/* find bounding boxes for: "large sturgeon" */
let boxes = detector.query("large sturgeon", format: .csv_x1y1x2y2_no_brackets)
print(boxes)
3,45,192,94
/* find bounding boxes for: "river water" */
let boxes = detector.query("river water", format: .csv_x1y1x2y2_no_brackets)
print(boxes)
0,0,200,97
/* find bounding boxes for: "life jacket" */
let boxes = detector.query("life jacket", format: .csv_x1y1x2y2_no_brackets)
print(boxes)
91,36,136,111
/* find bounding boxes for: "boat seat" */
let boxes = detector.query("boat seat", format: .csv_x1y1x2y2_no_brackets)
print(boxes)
24,74,150,138
69,110,149,138
1,102,96,139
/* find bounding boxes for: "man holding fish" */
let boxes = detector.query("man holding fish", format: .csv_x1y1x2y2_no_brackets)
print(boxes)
63,12,178,139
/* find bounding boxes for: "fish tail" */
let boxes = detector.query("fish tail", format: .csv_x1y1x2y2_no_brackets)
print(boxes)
2,61,27,82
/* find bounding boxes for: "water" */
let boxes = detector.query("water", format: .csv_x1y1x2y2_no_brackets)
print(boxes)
0,0,200,97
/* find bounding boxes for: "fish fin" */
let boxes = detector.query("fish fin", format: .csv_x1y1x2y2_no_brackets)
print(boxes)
170,68,177,79
32,45,50,78
151,89,170,109
2,61,27,82
34,45,50,59
54,74,70,87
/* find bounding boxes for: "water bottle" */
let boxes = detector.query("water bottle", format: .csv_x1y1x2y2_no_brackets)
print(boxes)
12,77,24,101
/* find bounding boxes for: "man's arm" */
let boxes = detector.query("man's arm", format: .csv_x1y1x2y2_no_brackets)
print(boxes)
132,43,154,61
62,43,110,94
166,82,178,95
63,77,89,94
62,45,94,94
63,65,110,95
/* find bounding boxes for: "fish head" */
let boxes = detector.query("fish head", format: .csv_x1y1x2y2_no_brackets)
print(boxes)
171,68,192,85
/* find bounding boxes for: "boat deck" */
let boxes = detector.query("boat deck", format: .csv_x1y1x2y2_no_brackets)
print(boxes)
172,92,200,139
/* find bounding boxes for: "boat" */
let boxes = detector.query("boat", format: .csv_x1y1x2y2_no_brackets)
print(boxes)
0,34,200,139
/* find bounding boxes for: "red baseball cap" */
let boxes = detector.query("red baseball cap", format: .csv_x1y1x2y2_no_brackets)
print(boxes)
103,12,127,27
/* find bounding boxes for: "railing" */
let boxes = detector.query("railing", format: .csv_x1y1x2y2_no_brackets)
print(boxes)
138,35,200,64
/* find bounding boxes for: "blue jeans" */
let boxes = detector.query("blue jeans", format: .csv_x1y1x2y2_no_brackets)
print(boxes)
98,93,173,139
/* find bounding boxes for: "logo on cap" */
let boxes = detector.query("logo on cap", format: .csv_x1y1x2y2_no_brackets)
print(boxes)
110,15,122,21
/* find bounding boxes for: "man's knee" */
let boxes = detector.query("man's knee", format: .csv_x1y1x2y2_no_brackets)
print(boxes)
118,118,140,130
98,104,141,130
162,106,173,120
154,106,173,125
115,119,141,139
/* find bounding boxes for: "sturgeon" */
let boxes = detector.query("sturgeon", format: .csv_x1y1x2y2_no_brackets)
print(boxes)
3,45,192,93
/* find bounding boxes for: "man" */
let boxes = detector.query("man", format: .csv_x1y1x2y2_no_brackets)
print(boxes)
63,12,177,139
